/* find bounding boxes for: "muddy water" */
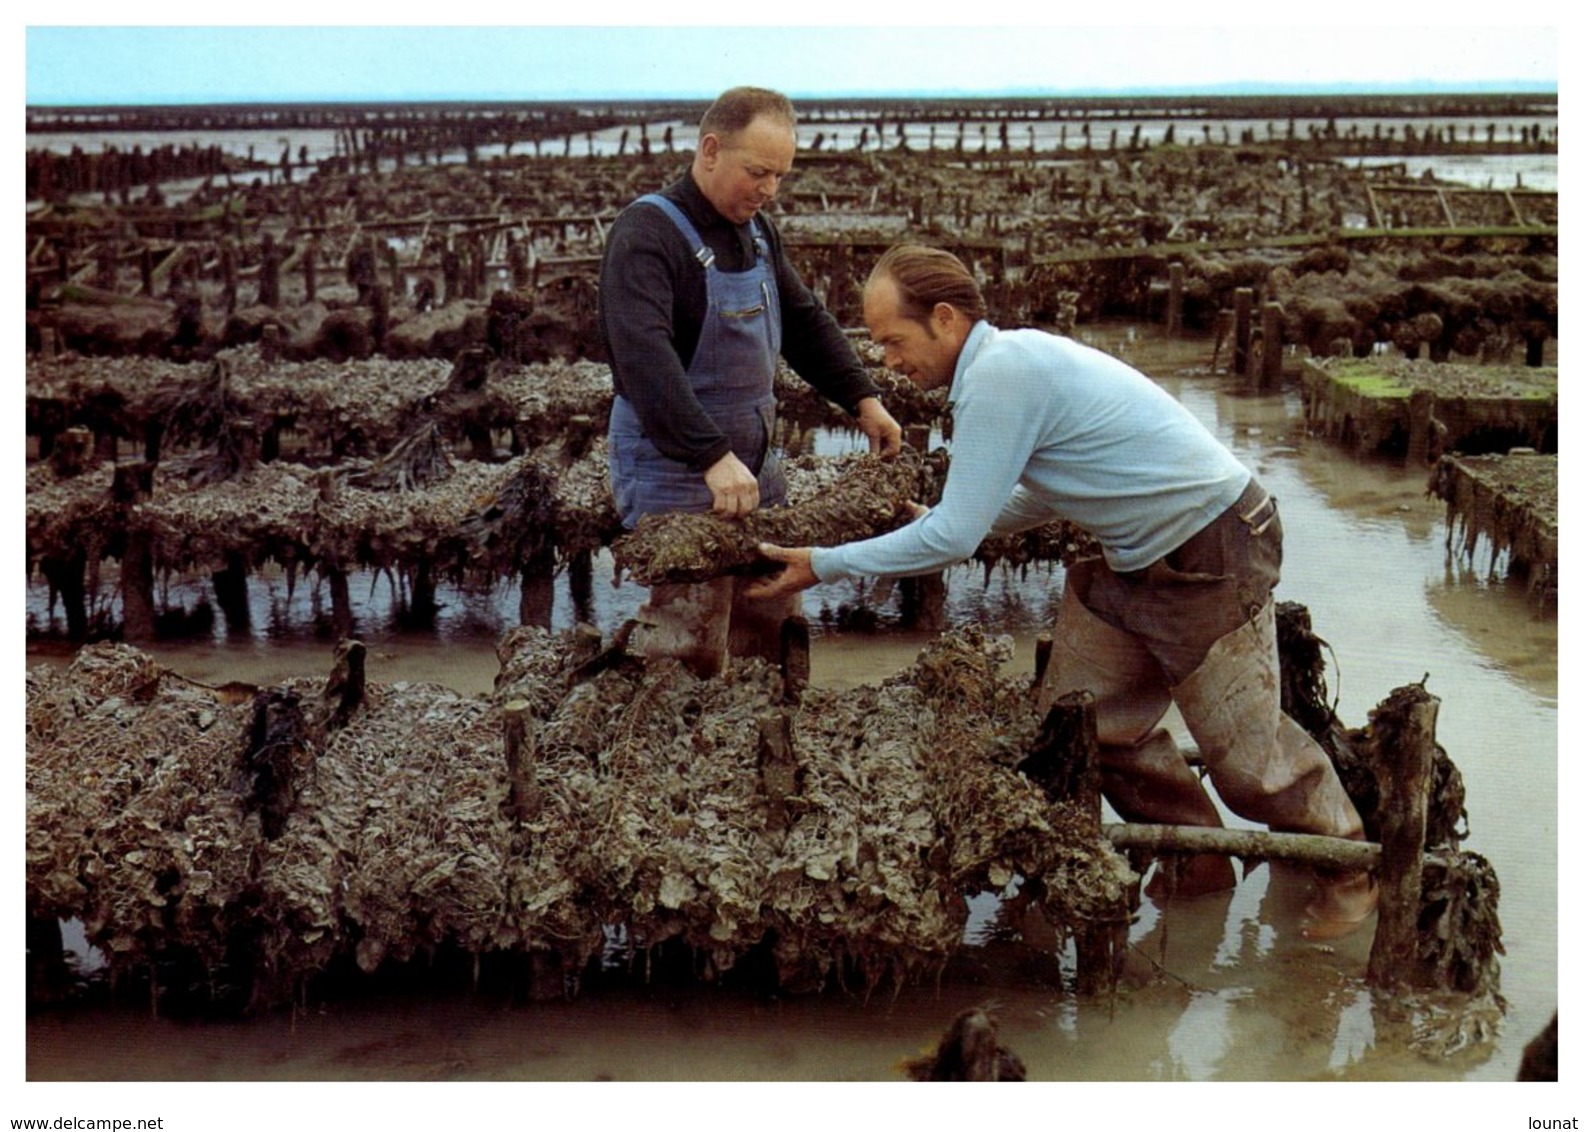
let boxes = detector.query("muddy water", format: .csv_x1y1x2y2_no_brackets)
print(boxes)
23,326,1558,1100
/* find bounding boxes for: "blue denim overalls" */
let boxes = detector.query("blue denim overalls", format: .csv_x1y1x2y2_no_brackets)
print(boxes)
608,194,787,528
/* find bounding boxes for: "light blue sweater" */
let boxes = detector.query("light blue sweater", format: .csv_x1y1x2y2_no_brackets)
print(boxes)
811,321,1251,582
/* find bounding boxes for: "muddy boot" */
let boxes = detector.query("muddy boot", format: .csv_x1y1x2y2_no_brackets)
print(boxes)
1041,584,1234,898
632,579,734,678
1171,600,1375,933
1038,581,1170,739
1102,729,1236,900
726,582,802,667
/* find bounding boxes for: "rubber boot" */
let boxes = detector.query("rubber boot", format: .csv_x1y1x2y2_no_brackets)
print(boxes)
725,581,802,669
1170,599,1363,839
632,579,734,678
1171,599,1376,934
1101,729,1238,899
1041,582,1235,896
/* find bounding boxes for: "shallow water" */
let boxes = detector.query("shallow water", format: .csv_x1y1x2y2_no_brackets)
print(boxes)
22,325,1559,1111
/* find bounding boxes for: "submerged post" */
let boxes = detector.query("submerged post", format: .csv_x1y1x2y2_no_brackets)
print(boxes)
1406,389,1434,467
1260,301,1284,390
1019,690,1124,994
114,463,158,643
779,615,811,705
1367,685,1439,988
1233,288,1255,378
1166,262,1185,334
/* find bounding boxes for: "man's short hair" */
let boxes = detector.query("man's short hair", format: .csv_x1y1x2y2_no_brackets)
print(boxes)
699,87,797,143
870,244,990,325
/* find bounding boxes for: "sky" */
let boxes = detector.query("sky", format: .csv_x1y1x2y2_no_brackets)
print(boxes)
22,17,1561,106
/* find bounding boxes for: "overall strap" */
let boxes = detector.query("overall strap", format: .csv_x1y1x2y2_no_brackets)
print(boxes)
636,193,715,268
637,193,769,268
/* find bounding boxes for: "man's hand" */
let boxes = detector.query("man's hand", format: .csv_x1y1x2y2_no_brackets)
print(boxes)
704,451,760,518
744,543,819,600
855,396,903,458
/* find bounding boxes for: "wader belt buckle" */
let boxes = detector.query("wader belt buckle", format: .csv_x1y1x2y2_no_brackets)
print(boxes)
1239,492,1277,536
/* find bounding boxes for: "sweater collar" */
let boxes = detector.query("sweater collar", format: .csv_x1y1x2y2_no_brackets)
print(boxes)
948,320,994,407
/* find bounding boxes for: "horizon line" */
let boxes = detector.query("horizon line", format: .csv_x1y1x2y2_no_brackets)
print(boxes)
26,81,1560,112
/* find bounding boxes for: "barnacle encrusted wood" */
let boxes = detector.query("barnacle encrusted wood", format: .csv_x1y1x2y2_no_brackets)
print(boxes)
610,451,932,586
27,627,1133,1007
1427,452,1556,598
25,347,621,465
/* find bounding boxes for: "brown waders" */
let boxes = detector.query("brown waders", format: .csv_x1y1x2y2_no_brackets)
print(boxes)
633,578,801,679
1038,479,1370,918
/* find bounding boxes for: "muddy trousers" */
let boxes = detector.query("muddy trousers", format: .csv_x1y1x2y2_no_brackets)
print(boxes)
633,578,802,679
1039,581,1363,843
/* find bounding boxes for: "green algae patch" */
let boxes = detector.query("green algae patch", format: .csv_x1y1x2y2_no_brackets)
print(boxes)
1302,357,1556,458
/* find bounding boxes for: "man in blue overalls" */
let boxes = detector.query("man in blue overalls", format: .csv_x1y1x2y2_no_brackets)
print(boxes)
600,87,902,676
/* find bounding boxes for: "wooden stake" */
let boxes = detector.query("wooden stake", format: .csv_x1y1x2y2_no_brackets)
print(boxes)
1261,301,1284,390
779,615,810,705
1367,686,1439,988
758,710,801,833
502,698,540,825
1233,288,1255,380
1166,262,1185,334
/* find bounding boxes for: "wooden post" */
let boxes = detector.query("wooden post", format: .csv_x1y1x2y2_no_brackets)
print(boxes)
1210,309,1234,373
260,322,282,363
1367,686,1439,989
114,463,158,643
1018,691,1125,994
212,553,252,635
1033,632,1053,691
502,698,540,824
900,573,947,632
48,427,95,479
1233,288,1254,380
1406,389,1434,467
757,709,800,832
519,556,555,629
303,237,318,303
407,560,437,627
568,549,595,624
1260,301,1284,390
779,615,810,705
245,689,309,840
1166,262,1185,334
1020,691,1101,813
319,638,366,734
326,568,353,640
26,916,71,1007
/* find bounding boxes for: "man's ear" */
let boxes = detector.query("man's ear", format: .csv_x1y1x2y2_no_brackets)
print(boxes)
698,132,721,167
932,301,958,331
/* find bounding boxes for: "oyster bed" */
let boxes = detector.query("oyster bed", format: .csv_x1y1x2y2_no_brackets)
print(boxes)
26,627,1133,1008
